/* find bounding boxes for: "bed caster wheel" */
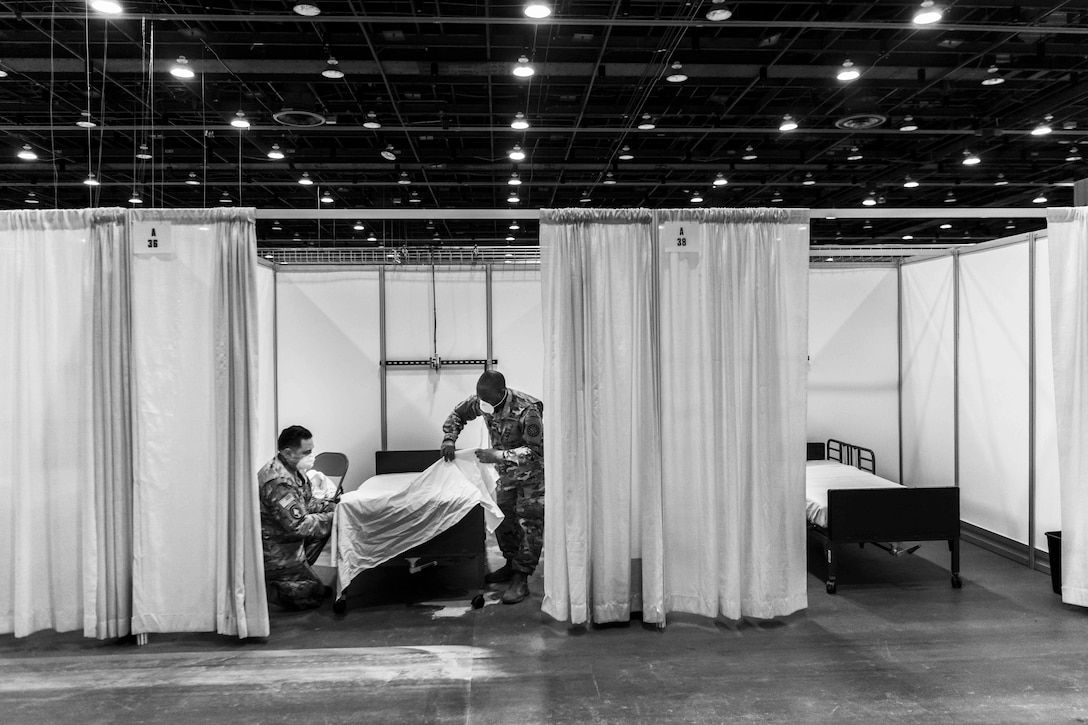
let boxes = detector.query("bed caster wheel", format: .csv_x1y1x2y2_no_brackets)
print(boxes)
471,594,485,609
826,581,837,595
951,574,962,589
332,598,347,614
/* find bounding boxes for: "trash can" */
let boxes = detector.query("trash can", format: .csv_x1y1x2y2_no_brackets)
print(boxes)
1045,531,1062,595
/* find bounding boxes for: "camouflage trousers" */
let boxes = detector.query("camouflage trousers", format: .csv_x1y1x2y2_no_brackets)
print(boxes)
494,470,544,575
264,534,330,610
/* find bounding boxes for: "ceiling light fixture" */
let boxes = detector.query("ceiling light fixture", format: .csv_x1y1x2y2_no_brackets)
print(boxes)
899,115,919,132
297,172,313,185
513,55,535,78
994,175,1008,186
409,191,421,203
836,60,860,82
397,171,412,185
363,112,381,129
903,235,915,240
507,193,521,203
169,56,195,79
136,143,152,160
903,176,920,188
271,221,282,231
618,145,634,160
380,144,397,161
524,2,551,19
1033,192,1048,204
579,193,592,203
690,192,704,203
128,191,142,204
76,111,97,128
0,68,8,79
25,191,40,204
771,190,784,202
637,114,656,130
267,144,285,160
1032,116,1053,136
510,112,530,130
846,146,863,161
367,234,378,242
706,0,732,21
230,110,250,129
981,65,1005,86
802,173,816,186
666,62,688,83
944,191,957,203
17,144,37,161
940,223,952,229
912,0,943,25
219,191,233,204
1066,152,1083,162
713,172,728,186
510,222,521,230
185,172,200,186
741,145,757,160
962,150,981,166
779,114,798,131
83,173,100,186
508,173,522,186
862,192,877,207
509,144,526,161
321,58,344,79
292,2,321,17
353,222,365,231
90,0,123,14
320,191,334,203
602,172,616,185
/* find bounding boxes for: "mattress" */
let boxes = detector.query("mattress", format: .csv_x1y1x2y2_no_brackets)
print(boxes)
805,460,902,528
330,450,504,595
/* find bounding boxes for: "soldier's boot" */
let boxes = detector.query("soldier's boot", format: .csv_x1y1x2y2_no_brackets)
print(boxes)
485,560,515,584
501,571,530,605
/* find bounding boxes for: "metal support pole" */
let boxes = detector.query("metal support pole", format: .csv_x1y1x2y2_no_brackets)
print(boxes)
952,249,961,490
897,260,904,485
1028,233,1037,570
379,266,388,451
485,264,494,370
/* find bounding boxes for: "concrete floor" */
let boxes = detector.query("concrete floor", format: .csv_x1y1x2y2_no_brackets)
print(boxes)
2,539,1087,725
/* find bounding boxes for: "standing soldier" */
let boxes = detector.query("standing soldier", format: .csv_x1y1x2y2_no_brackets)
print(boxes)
442,370,544,605
258,425,337,610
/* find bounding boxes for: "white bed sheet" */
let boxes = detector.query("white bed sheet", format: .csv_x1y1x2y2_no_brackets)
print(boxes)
806,460,903,528
331,450,503,595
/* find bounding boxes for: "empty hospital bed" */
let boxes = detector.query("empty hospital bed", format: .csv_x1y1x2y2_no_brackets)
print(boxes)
806,439,962,594
330,449,502,613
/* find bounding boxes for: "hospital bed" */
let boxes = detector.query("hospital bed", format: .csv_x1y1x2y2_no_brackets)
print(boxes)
330,449,497,613
806,439,962,594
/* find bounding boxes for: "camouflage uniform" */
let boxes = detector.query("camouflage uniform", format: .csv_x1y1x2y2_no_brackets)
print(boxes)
442,388,544,575
258,454,336,609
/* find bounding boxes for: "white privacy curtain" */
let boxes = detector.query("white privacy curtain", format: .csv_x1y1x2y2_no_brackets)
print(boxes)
130,208,268,637
540,207,809,625
1045,208,1088,607
0,210,99,637
540,208,664,625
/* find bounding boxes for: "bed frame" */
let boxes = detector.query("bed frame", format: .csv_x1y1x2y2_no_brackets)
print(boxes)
332,450,487,612
808,439,962,594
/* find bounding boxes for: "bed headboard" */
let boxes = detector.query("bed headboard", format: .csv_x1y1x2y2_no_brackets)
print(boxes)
375,450,442,475
807,442,826,461
826,439,876,474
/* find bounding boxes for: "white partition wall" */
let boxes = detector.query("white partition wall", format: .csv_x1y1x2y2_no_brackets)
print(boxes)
900,256,956,489
1033,237,1062,552
385,269,488,450
958,242,1030,544
808,267,900,480
493,267,545,401
275,270,383,484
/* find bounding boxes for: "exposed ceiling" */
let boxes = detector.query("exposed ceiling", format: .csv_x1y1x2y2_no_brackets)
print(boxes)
1,0,1084,248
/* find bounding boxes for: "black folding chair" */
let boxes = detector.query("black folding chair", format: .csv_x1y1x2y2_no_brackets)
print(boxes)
312,452,350,497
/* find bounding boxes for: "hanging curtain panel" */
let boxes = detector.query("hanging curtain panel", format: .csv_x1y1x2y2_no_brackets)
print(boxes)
808,267,900,481
275,270,382,483
385,269,488,451
900,257,957,489
129,209,268,637
1032,236,1062,555
657,208,809,620
958,242,1030,545
540,208,664,625
0,210,99,637
1045,208,1088,607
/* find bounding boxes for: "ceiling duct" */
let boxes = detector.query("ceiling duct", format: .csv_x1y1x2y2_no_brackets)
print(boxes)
834,94,887,130
272,84,327,128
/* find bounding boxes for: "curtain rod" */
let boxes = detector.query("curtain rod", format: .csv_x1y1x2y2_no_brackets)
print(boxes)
254,208,1050,221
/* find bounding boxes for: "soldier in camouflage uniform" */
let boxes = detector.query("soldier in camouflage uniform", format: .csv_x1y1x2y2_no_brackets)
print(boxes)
442,370,543,605
258,425,337,610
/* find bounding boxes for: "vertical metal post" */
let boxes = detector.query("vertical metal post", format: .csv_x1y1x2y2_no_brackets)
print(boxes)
952,249,961,490
271,264,279,433
1028,233,1037,570
485,263,494,368
379,265,388,451
897,261,904,485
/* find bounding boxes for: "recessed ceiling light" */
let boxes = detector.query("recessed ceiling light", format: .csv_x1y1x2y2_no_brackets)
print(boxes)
836,60,860,82
297,172,314,185
666,62,688,83
509,144,526,161
363,111,381,129
637,114,656,130
513,55,535,78
169,56,195,79
706,1,732,21
267,144,285,160
90,0,123,14
618,145,634,160
912,0,943,25
292,2,321,17
899,115,918,131
230,110,250,129
321,58,345,79
779,114,798,131
17,144,37,161
524,2,551,19
510,112,530,130
713,173,728,186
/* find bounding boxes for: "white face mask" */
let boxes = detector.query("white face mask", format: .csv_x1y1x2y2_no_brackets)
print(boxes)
479,390,507,415
297,454,316,473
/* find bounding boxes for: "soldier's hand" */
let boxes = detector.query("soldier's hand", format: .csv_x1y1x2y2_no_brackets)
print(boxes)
475,448,504,465
441,444,457,462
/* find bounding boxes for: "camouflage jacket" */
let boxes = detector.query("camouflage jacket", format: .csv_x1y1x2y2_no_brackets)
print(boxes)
258,454,335,570
442,388,544,481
